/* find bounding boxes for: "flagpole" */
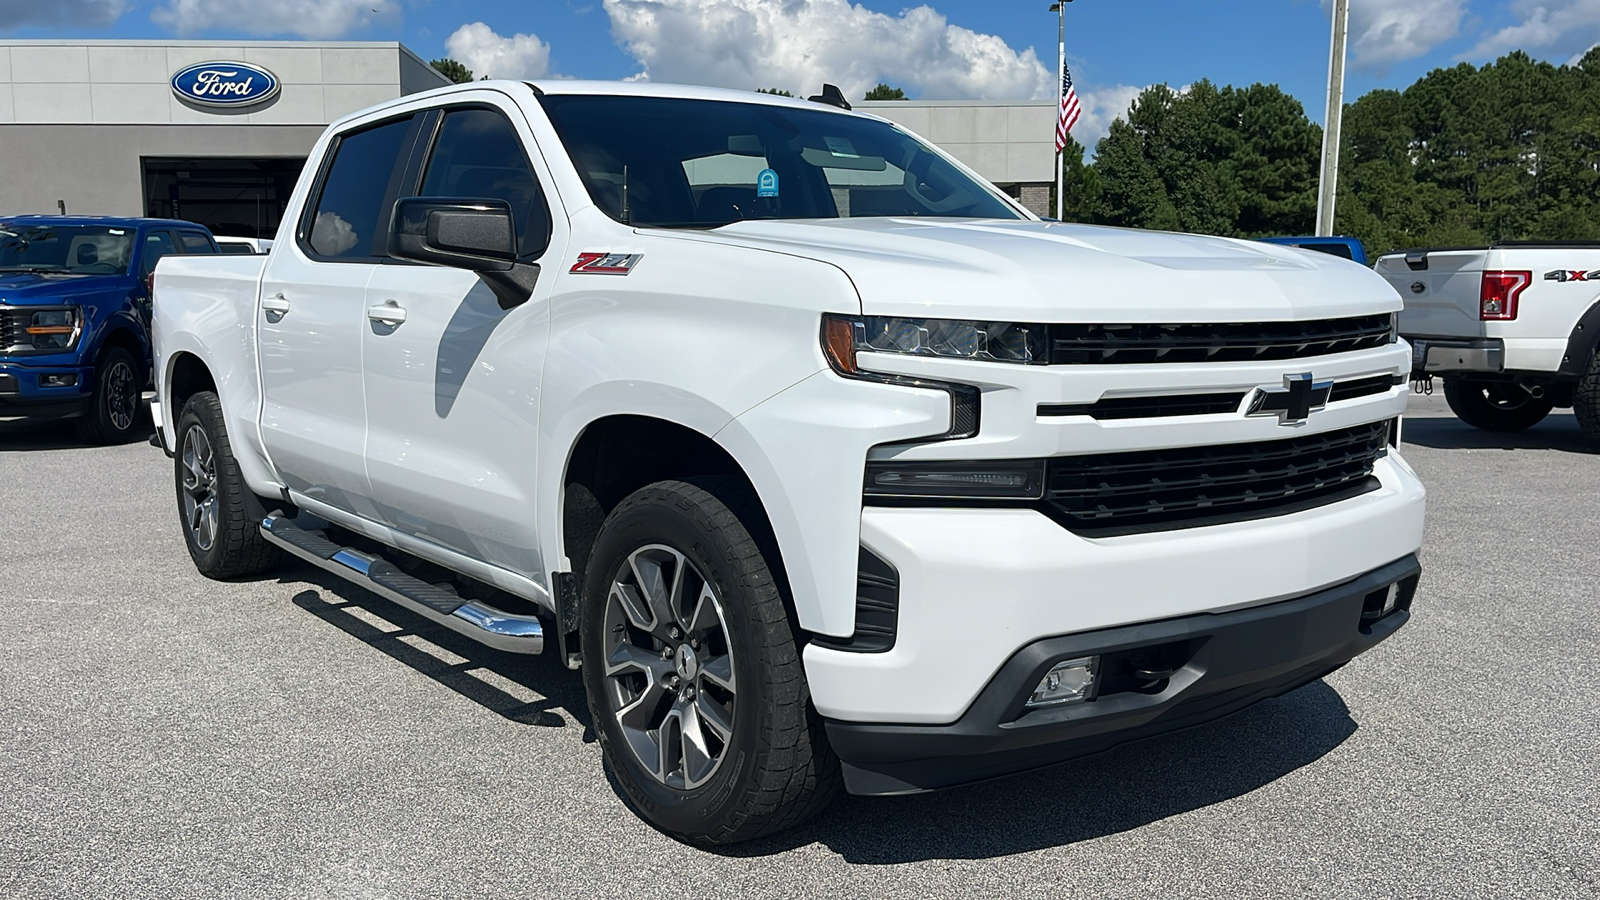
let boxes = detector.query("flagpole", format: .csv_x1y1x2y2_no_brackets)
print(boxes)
1316,0,1350,236
1054,1,1066,221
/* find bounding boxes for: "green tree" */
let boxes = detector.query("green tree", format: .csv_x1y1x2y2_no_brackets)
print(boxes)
863,83,907,101
430,58,474,85
1089,80,1319,237
755,88,793,97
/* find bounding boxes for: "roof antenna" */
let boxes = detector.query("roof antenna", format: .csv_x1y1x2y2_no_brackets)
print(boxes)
58,200,67,215
807,84,852,111
621,164,631,226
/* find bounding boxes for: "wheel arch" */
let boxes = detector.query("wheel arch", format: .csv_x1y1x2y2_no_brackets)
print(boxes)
1558,295,1600,377
556,414,800,650
165,350,218,418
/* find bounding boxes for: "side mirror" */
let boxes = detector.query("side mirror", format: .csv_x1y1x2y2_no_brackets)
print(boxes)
388,197,539,308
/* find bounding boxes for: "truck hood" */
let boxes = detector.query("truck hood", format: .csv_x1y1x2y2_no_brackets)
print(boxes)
661,218,1400,322
0,271,131,305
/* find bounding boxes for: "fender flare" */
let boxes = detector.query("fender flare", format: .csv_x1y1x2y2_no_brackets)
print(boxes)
1558,295,1600,378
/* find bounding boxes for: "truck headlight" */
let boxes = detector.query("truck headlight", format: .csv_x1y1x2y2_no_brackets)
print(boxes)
823,314,1043,373
24,307,82,351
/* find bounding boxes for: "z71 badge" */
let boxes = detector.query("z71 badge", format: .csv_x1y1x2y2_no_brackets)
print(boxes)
570,252,643,275
1545,269,1600,283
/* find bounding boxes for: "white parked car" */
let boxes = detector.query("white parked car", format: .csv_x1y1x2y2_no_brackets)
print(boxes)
1377,243,1600,433
151,81,1426,844
213,236,273,255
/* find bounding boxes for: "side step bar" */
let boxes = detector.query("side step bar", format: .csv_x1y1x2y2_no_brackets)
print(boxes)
260,514,544,655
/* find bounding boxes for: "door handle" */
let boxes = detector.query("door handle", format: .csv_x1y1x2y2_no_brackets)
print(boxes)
261,293,291,316
367,301,407,326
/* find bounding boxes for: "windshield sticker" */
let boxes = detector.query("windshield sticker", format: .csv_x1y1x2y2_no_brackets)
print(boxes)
757,169,780,198
108,229,126,235
824,137,860,159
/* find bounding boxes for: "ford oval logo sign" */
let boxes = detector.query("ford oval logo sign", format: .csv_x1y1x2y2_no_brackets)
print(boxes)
170,61,280,109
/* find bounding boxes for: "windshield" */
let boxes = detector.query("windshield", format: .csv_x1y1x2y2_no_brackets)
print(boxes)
0,224,136,275
537,95,1025,228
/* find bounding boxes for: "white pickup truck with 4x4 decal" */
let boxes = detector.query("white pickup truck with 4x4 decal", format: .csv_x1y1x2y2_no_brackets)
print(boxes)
1377,242,1600,434
152,80,1426,844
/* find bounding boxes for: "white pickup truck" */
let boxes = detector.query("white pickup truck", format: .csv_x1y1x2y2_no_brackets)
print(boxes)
1377,243,1600,434
152,80,1426,845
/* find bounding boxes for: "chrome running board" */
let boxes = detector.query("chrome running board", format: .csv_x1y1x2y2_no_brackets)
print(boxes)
260,513,544,655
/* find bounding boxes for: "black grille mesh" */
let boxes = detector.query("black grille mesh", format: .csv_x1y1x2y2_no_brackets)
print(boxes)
1048,315,1394,365
1045,421,1390,536
0,309,25,352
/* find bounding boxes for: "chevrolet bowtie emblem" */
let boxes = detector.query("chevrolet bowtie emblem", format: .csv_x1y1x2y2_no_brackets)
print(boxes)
1248,373,1333,425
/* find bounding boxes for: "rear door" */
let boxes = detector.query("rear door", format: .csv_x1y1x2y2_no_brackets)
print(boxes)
1376,248,1488,340
360,96,568,577
257,112,423,519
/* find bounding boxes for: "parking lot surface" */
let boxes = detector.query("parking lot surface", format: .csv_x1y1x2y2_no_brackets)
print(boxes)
2,392,1597,899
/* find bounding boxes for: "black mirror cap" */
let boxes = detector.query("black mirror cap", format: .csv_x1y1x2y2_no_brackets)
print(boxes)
389,197,517,272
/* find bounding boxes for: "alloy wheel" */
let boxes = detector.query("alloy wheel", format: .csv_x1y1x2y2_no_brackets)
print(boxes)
106,360,137,432
602,544,737,791
180,425,220,551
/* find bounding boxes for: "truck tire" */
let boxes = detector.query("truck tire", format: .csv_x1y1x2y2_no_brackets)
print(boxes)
581,479,841,845
1575,353,1600,438
1442,377,1554,432
173,391,282,579
75,345,147,444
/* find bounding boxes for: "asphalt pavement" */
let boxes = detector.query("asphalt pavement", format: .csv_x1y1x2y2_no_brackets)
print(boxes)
2,392,1596,899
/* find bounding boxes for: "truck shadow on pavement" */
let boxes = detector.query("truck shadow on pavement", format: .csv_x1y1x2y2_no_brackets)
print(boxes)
1402,413,1598,454
278,561,1357,863
0,420,155,450
738,680,1358,863
284,566,590,732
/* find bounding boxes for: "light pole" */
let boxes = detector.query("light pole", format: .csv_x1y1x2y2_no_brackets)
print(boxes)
1316,0,1350,236
1050,1,1070,221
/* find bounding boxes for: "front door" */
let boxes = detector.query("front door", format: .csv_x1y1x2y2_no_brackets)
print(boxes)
361,98,567,579
258,112,421,519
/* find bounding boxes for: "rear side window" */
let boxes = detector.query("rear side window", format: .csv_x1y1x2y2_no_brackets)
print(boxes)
420,107,552,258
140,231,176,276
177,232,217,253
305,116,415,260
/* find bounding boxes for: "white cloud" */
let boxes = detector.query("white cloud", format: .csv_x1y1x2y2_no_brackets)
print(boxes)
0,0,124,30
1325,0,1469,73
1574,43,1600,65
601,0,1050,101
1073,84,1144,150
150,0,399,40
445,22,554,80
1471,0,1600,61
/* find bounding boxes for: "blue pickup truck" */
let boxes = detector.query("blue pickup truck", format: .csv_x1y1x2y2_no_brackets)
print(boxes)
0,217,220,443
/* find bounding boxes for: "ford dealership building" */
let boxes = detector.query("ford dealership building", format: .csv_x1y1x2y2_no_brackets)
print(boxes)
0,40,1058,236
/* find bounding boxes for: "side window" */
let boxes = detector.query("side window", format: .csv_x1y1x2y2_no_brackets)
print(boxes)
420,107,552,258
177,231,216,254
305,116,415,260
141,231,177,276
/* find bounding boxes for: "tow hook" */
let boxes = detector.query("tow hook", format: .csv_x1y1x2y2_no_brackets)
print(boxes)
1411,375,1434,395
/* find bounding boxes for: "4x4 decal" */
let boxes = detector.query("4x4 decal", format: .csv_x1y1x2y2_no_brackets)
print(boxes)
1545,269,1600,283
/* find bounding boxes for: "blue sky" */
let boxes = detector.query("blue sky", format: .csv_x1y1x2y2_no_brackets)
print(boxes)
8,0,1600,143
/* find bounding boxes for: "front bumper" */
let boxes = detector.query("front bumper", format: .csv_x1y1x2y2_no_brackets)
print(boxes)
0,363,94,422
827,554,1421,796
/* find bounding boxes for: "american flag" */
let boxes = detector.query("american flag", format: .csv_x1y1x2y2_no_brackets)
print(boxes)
1056,62,1082,152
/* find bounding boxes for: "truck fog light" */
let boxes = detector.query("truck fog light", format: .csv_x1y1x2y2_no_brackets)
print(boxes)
1381,583,1400,616
40,374,78,388
1027,657,1098,708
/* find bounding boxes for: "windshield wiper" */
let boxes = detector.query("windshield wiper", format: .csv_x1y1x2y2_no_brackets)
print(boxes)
0,266,69,274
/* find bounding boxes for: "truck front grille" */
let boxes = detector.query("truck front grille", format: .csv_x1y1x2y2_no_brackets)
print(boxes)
0,308,25,352
1048,314,1394,365
1044,421,1390,537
